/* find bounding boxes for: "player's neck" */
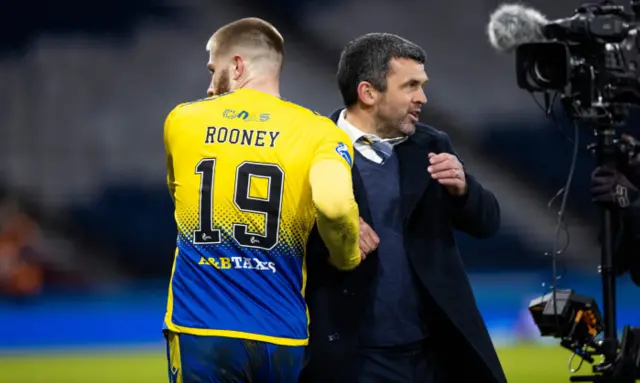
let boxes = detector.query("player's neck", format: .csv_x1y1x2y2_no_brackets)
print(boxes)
237,76,280,98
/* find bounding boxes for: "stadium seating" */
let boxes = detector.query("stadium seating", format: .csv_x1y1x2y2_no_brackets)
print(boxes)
0,0,184,55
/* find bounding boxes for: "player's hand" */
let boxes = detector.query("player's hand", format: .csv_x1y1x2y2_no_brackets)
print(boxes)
359,217,379,260
427,152,468,196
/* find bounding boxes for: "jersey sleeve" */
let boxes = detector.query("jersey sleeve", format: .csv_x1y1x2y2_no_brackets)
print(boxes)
164,106,181,204
310,117,355,171
308,117,360,271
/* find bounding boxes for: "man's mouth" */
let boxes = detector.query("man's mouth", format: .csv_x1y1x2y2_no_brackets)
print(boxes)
408,111,420,122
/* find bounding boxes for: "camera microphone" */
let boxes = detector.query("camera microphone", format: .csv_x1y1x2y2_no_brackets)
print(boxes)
487,4,549,52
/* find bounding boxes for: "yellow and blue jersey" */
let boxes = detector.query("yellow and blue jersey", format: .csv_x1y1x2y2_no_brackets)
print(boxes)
163,88,354,346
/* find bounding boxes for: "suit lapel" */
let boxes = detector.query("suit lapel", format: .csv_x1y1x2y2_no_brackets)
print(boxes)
396,139,431,222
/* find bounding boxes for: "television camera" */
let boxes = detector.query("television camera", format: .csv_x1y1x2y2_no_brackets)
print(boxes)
488,1,640,382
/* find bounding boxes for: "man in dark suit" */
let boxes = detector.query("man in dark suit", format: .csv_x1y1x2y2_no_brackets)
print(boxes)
591,134,640,286
300,33,507,383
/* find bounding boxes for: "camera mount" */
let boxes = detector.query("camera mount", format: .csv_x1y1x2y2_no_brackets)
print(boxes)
516,1,640,381
528,118,640,382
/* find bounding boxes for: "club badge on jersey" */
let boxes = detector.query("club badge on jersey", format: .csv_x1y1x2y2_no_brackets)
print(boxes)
335,142,353,167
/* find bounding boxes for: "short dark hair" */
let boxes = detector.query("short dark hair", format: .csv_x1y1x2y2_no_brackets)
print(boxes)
337,33,426,107
210,18,284,62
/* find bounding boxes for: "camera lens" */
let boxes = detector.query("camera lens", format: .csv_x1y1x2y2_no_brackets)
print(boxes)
516,42,570,92
534,58,560,85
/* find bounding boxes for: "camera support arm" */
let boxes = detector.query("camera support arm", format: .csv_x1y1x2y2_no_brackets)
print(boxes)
592,123,620,367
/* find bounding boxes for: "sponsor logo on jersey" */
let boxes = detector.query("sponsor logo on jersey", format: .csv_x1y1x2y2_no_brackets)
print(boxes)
223,109,270,122
199,256,277,273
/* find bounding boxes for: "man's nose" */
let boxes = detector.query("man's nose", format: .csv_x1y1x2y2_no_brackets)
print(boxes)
415,88,427,104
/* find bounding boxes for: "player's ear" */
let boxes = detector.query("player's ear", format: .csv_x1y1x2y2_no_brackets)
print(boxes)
357,81,377,107
231,55,244,81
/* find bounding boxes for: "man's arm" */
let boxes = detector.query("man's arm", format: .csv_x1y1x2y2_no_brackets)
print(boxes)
309,120,361,270
440,132,501,238
166,155,176,204
310,160,361,270
164,107,178,204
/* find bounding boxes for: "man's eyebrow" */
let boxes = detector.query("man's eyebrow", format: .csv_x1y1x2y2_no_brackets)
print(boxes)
402,77,428,86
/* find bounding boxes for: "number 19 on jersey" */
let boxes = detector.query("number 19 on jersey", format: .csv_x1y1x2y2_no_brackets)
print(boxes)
193,158,285,250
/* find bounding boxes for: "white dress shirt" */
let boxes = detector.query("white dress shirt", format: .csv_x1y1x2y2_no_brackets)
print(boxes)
336,109,407,164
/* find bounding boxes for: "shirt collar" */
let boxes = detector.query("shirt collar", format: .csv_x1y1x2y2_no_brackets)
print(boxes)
336,109,408,147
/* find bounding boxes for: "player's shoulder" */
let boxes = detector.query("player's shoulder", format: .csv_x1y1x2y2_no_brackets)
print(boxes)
307,113,339,131
278,100,345,133
308,115,351,147
287,104,343,131
278,98,325,120
167,91,237,119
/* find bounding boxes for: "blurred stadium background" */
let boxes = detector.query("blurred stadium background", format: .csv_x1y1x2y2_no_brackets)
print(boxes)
1,0,638,382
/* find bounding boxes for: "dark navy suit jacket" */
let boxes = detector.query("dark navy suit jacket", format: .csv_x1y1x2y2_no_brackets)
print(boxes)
299,109,507,383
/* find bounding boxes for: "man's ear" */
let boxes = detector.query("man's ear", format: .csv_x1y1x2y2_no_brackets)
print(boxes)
356,81,379,107
231,55,244,81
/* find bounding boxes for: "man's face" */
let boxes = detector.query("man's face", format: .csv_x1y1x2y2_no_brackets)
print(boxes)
207,50,232,97
374,58,428,137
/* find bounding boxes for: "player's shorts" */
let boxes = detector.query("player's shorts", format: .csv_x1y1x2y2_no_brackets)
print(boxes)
165,331,307,383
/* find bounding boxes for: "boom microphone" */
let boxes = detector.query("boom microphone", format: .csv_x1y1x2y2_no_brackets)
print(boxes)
487,4,549,52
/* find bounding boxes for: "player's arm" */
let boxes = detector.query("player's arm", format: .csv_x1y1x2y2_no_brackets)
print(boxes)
164,107,178,204
166,155,175,204
309,121,361,271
